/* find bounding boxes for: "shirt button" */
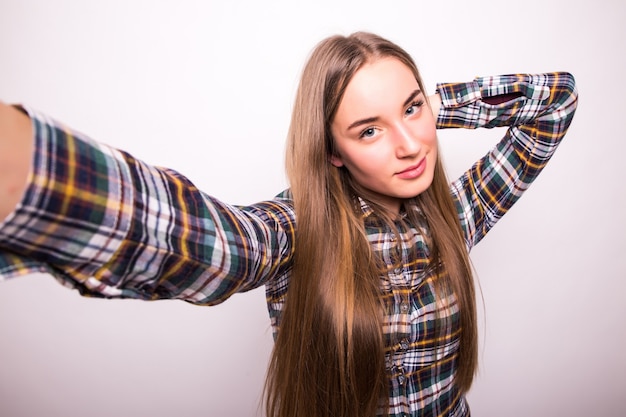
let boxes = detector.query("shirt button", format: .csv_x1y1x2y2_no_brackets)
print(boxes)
400,303,409,313
398,374,406,385
400,339,409,350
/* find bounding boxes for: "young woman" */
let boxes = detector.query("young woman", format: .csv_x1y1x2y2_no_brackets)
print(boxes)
0,32,577,416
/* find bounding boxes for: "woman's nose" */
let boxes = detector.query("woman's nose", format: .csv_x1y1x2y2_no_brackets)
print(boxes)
393,124,421,158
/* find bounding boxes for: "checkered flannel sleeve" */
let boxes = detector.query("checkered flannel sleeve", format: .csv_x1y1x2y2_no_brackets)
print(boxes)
436,72,578,250
0,108,296,304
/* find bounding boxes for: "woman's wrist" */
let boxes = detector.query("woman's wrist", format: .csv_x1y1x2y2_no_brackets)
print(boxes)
428,93,441,123
0,102,33,222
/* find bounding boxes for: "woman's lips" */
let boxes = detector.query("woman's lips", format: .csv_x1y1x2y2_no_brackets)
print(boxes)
396,158,426,179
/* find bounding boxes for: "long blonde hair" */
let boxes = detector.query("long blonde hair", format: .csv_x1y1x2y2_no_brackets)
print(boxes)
265,32,477,417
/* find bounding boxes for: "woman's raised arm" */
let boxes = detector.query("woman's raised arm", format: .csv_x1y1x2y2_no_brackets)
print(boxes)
0,103,33,221
437,72,578,250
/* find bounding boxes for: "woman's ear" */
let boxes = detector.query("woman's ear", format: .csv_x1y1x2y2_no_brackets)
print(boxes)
329,154,344,167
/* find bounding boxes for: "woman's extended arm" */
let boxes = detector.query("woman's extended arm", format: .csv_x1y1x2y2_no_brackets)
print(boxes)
0,103,33,221
0,106,295,304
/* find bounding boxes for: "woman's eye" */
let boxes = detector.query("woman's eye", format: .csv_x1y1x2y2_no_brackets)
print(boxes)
405,100,424,116
360,127,376,139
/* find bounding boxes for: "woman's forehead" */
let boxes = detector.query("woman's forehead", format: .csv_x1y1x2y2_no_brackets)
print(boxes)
335,58,420,121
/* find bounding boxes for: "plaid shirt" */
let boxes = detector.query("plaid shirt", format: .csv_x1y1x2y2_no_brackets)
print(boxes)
0,72,578,416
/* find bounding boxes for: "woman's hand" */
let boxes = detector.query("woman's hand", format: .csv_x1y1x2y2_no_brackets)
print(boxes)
428,93,441,124
0,102,33,221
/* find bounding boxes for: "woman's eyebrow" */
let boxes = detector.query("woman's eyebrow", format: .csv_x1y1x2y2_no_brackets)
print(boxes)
403,89,422,107
348,116,379,131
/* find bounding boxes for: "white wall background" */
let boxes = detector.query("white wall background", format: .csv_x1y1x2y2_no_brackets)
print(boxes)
0,0,624,416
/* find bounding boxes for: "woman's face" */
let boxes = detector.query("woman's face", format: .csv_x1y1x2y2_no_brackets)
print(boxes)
330,57,438,214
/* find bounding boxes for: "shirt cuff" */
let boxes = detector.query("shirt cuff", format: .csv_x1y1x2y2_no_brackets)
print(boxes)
436,80,481,109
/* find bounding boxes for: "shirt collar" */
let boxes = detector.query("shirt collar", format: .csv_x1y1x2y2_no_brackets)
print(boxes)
358,197,411,227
